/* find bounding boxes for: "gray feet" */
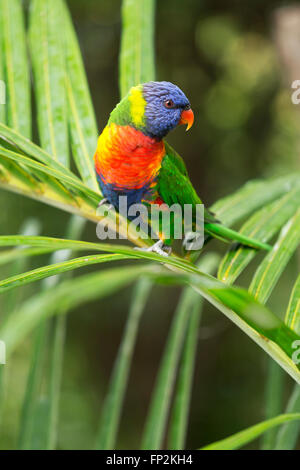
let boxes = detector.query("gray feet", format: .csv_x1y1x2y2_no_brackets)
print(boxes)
135,240,172,257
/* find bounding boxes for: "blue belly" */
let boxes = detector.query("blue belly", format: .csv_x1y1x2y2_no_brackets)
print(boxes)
97,174,152,218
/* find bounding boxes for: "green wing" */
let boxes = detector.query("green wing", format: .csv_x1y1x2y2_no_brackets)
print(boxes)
158,142,218,224
155,143,271,251
163,141,189,177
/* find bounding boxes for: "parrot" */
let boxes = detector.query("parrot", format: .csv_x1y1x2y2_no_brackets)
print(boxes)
94,81,271,257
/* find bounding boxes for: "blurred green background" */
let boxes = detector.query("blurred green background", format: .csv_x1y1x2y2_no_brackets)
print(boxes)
0,0,299,449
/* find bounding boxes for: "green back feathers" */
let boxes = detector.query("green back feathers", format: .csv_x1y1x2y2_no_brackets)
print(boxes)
157,144,202,208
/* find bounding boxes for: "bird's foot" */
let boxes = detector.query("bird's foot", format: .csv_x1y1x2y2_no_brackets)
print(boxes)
134,240,172,257
98,198,114,211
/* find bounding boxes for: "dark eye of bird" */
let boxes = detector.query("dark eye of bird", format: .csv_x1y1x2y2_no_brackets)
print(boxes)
164,99,175,109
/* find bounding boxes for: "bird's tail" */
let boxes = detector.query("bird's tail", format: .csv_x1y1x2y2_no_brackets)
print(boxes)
204,223,272,251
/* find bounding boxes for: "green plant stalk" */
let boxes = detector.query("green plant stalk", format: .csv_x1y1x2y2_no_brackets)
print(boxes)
0,0,31,137
95,278,152,449
0,123,83,183
189,281,300,385
1,219,42,315
167,294,202,450
211,174,300,226
0,247,67,266
285,274,300,333
0,234,299,381
43,216,86,450
0,218,41,429
46,314,66,450
275,386,300,449
201,413,300,450
274,275,300,449
0,253,135,293
25,1,86,449
218,186,300,284
120,0,156,98
18,322,48,449
260,360,284,449
60,0,99,192
29,0,68,165
0,3,5,125
0,264,155,357
218,198,300,449
249,208,300,304
141,254,219,450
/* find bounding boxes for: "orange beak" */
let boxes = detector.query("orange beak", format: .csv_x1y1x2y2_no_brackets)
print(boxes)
179,108,194,131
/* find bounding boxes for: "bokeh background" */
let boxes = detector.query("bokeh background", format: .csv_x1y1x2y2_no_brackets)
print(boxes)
0,0,299,449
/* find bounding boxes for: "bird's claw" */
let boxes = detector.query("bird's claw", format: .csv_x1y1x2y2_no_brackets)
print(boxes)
134,240,171,257
98,198,114,211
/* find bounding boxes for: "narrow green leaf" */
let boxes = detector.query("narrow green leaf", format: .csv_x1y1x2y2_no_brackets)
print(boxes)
190,280,300,384
0,247,63,266
142,254,219,450
120,0,156,98
18,323,48,449
249,208,300,304
285,274,300,334
168,300,201,450
0,236,299,383
27,3,83,447
29,0,68,165
1,219,42,315
0,218,41,428
10,271,300,384
0,141,152,248
0,264,154,356
0,145,100,204
0,0,31,137
260,360,284,449
0,6,6,125
45,314,66,450
95,278,152,450
218,186,300,284
0,253,134,293
168,255,220,450
0,123,81,184
0,154,42,191
20,217,86,450
59,0,99,191
211,174,300,227
275,386,300,450
201,413,300,450
0,147,80,209
227,202,300,450
274,277,300,450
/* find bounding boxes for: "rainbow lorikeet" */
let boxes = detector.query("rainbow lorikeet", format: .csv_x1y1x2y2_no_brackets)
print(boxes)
94,81,271,256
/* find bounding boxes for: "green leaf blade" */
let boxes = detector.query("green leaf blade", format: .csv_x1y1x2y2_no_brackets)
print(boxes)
201,413,300,450
0,0,31,137
120,0,156,98
285,274,300,334
249,208,300,304
60,0,99,191
29,0,69,165
218,186,300,284
141,254,219,450
96,278,152,450
211,174,300,227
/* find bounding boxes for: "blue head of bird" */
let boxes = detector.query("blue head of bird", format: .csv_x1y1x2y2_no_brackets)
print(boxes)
141,81,194,139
